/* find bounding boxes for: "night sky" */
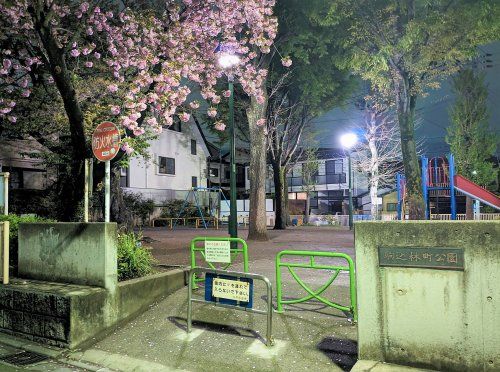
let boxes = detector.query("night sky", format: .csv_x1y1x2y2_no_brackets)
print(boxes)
313,42,500,157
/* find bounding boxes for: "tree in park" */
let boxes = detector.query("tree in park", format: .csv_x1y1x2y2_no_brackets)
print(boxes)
351,98,402,219
0,0,277,221
323,0,499,219
300,146,320,225
238,0,355,235
446,68,498,218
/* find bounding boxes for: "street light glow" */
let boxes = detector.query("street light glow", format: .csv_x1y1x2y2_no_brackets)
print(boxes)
340,133,358,149
218,53,240,69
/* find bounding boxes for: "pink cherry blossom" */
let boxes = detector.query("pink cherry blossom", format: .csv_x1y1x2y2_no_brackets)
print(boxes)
207,107,217,118
121,142,134,155
281,57,292,67
179,112,190,122
256,118,266,126
0,0,277,141
214,121,226,131
223,90,232,98
146,117,158,126
7,115,16,123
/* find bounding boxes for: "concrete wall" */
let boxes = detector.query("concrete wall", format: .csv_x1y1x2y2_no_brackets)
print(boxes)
355,221,500,371
18,223,117,290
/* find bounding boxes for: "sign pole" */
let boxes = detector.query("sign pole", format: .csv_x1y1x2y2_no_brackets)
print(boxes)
105,160,111,223
91,121,120,224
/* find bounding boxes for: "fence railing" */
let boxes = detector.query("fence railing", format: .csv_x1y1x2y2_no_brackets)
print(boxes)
0,222,9,284
275,250,357,322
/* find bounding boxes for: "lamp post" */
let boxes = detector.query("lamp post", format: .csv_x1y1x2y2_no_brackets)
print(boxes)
340,133,358,230
218,52,240,240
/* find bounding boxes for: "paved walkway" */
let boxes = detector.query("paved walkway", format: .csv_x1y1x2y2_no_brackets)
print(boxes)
0,226,358,371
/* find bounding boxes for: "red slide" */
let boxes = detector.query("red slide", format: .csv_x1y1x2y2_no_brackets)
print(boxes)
454,175,500,210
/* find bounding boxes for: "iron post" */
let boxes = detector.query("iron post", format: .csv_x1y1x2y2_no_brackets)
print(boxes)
348,152,353,230
228,77,237,239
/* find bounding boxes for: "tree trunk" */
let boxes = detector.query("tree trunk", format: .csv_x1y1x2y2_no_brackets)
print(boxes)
465,196,474,220
368,137,379,219
370,179,379,219
247,95,269,241
272,161,287,229
30,3,88,221
396,76,425,219
304,193,311,224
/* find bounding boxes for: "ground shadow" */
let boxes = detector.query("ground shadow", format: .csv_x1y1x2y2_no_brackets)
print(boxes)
168,316,265,343
260,294,349,318
317,337,358,371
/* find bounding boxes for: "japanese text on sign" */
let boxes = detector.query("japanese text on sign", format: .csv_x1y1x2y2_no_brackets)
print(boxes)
212,278,250,302
378,247,464,270
205,240,231,263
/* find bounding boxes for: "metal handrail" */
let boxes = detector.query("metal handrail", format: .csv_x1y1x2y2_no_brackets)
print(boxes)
187,268,274,347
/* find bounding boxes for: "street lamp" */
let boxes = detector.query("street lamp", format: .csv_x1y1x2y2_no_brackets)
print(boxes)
340,133,358,230
218,51,240,240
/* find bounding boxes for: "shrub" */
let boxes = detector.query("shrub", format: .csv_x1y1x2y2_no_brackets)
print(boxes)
123,192,155,226
0,214,54,274
117,231,156,281
160,199,207,218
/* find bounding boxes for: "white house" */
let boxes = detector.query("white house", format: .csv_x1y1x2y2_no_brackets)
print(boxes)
121,119,211,204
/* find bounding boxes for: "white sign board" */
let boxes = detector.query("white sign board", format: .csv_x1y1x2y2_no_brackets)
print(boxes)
205,240,231,263
212,278,250,302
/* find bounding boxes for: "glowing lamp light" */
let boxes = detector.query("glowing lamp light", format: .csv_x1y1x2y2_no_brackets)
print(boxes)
340,133,358,149
218,53,240,69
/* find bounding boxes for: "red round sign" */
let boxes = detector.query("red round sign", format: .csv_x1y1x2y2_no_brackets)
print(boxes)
92,121,120,161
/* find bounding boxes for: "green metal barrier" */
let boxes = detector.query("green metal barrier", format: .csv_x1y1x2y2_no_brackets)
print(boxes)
190,237,249,287
275,250,357,321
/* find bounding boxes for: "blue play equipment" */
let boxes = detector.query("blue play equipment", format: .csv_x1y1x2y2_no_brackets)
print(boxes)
397,154,457,220
397,153,500,220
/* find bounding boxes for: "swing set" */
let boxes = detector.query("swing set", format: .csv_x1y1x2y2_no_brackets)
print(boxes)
174,187,230,229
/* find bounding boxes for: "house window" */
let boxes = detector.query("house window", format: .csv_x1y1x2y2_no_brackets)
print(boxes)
386,203,398,212
225,170,230,180
191,139,197,155
159,156,175,175
209,168,219,177
192,176,198,188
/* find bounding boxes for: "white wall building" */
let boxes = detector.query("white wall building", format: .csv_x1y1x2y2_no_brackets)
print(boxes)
122,120,210,204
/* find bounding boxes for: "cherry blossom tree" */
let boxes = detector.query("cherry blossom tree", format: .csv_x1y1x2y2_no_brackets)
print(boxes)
0,0,277,220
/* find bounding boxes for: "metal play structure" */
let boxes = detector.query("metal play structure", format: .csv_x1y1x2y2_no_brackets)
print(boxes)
174,187,230,229
397,154,500,220
275,250,357,322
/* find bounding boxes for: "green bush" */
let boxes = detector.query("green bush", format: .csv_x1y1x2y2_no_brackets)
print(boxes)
160,199,208,219
123,192,155,226
0,214,54,274
117,231,156,281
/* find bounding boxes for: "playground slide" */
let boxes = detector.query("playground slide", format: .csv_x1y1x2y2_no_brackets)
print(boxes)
453,175,500,210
